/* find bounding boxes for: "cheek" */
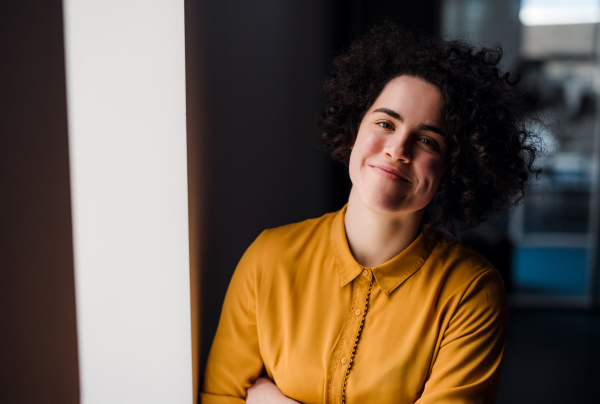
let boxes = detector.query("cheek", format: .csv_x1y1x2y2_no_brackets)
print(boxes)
348,147,360,184
351,133,383,161
348,133,381,182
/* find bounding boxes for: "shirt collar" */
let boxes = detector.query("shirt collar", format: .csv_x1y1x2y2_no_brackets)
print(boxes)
330,205,438,296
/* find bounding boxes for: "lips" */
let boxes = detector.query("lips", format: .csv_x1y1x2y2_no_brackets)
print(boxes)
370,164,411,182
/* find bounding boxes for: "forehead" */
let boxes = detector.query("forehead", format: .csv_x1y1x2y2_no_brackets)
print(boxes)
370,76,444,123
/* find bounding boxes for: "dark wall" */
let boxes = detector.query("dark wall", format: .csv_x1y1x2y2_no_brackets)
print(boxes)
333,0,440,42
192,0,340,379
0,1,80,403
191,0,441,382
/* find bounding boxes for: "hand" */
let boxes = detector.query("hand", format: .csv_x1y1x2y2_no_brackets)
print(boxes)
246,377,301,404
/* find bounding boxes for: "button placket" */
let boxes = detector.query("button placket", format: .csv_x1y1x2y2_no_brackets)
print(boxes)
329,270,373,404
328,280,358,403
341,277,372,404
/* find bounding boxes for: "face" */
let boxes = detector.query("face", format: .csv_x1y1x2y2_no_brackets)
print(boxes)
348,75,447,217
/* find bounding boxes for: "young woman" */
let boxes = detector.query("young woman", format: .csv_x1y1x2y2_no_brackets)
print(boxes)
201,23,539,404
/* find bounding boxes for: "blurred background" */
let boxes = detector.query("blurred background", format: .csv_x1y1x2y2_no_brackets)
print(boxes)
1,0,599,403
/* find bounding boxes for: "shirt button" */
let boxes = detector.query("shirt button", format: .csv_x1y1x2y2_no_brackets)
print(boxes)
341,357,347,364
355,309,361,316
362,269,368,276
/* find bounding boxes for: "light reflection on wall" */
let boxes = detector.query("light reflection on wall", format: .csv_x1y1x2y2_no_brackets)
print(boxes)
520,0,600,26
63,1,193,402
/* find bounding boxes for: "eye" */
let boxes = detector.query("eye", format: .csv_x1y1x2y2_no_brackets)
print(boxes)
377,121,394,130
419,137,439,148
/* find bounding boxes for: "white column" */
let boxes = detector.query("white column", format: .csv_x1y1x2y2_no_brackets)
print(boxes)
62,1,193,403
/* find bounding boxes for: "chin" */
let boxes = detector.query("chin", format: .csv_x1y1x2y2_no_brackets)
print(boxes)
361,189,432,218
363,193,411,215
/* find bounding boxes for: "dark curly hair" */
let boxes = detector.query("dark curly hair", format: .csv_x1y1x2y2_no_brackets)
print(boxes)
318,22,541,236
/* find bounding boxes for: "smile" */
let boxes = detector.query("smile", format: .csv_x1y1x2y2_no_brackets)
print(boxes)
370,165,411,182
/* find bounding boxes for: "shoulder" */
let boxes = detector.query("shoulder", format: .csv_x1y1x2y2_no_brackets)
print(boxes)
425,231,506,308
257,210,338,255
431,231,502,280
229,212,336,290
238,210,339,274
241,210,341,290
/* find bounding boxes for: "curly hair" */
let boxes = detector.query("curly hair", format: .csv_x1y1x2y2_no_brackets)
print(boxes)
318,22,541,236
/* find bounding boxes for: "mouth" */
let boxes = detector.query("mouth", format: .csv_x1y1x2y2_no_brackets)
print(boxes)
370,165,411,182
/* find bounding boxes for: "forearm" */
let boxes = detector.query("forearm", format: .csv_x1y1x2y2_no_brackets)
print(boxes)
246,378,301,404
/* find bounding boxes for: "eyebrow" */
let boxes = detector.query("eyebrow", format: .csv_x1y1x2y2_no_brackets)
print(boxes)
372,107,445,137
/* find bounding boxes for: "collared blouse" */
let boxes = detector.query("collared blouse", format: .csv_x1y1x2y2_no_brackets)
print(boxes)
201,207,507,404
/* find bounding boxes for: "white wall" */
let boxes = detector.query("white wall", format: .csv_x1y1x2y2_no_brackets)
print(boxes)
62,1,193,403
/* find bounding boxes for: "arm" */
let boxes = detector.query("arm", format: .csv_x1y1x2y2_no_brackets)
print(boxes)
416,269,508,404
200,234,266,404
246,378,301,404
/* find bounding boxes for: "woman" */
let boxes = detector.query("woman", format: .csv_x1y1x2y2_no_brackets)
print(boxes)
201,23,539,404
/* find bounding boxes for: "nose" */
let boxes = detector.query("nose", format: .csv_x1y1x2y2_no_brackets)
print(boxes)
384,131,412,162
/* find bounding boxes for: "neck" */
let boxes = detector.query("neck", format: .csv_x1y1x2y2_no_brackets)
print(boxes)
344,188,424,267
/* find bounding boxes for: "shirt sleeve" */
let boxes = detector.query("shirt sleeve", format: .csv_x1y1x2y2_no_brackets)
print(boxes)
201,233,266,404
416,269,508,404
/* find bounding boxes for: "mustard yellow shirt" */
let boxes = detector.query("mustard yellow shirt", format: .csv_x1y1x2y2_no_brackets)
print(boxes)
201,207,507,404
